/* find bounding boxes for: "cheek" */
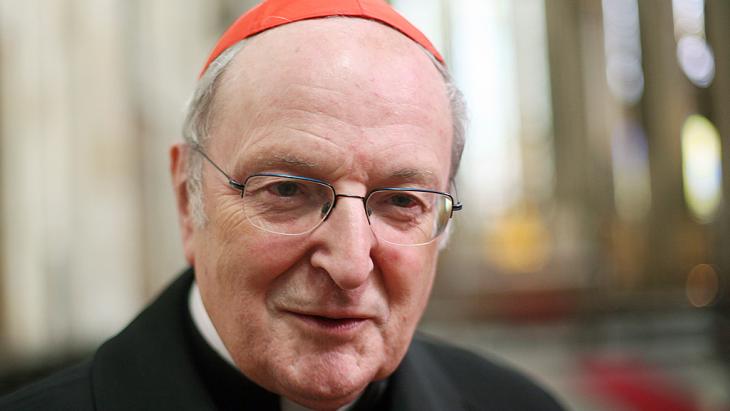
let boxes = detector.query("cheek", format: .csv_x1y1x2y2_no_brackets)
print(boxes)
215,230,310,293
372,245,439,378
194,200,311,317
196,221,312,340
377,244,439,318
248,231,312,268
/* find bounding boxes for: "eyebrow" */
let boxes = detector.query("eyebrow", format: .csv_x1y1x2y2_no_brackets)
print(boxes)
262,154,318,169
239,154,441,188
235,153,318,175
388,168,440,188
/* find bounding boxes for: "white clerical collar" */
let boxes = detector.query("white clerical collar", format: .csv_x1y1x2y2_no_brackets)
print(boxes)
188,280,357,411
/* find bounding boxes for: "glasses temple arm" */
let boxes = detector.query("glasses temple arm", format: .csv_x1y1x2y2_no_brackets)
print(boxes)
450,179,463,212
191,143,245,192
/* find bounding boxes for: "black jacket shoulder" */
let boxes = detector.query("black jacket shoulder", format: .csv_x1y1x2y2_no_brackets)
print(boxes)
0,360,94,411
399,333,565,410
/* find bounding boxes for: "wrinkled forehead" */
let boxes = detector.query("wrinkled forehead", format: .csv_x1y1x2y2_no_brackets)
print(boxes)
202,18,454,187
213,17,449,120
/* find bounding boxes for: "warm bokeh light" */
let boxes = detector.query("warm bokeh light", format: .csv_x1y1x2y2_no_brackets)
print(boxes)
681,114,722,223
484,204,551,274
686,263,719,307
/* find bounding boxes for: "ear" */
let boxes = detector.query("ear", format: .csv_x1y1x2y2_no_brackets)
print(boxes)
170,143,196,266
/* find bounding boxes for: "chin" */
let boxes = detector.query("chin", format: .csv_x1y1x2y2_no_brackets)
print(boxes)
278,377,367,411
273,352,378,409
284,389,363,411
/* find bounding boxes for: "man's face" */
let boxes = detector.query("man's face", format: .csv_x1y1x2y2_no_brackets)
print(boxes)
175,18,453,410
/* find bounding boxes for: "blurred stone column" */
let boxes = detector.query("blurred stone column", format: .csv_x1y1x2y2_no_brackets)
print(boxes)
0,0,76,361
707,0,730,361
0,0,255,364
125,0,224,296
130,0,263,296
544,0,599,284
0,0,145,361
638,0,696,288
707,1,730,259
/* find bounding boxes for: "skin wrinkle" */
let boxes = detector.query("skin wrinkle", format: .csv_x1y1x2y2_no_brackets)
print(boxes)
247,134,440,189
267,102,437,149
211,27,449,136
230,134,350,183
230,124,446,192
224,107,351,177
278,83,439,129
209,50,450,190
279,123,350,150
268,100,446,190
276,110,446,165
266,87,444,143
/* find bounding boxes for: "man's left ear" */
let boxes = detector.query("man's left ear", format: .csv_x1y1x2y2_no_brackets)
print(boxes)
170,143,196,266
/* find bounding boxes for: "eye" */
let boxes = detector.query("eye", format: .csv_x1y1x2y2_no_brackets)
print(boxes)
388,193,418,208
271,181,301,197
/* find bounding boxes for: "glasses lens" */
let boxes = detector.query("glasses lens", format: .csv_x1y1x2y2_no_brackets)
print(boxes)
242,175,334,235
367,190,453,245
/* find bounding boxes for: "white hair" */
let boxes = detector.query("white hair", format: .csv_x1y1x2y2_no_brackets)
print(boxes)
181,26,467,228
182,41,249,226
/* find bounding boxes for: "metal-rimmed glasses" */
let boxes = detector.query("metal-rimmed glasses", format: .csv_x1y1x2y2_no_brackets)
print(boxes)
193,145,462,246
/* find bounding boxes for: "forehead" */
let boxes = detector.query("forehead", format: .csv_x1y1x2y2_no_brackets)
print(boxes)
208,18,453,186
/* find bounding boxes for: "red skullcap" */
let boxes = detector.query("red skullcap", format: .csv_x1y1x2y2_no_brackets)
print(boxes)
200,0,444,77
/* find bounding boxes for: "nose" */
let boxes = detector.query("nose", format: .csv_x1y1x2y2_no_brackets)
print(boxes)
309,195,376,291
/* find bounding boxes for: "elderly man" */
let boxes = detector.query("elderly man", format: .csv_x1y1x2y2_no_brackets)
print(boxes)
1,0,564,410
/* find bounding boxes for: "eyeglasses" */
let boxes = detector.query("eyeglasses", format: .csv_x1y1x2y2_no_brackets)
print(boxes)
192,145,462,246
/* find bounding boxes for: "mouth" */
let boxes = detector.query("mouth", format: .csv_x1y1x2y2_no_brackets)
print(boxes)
287,311,370,334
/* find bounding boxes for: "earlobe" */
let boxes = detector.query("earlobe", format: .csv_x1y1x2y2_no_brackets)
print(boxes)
170,143,196,266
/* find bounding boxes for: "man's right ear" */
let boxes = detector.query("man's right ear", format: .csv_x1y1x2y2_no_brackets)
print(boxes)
170,143,196,266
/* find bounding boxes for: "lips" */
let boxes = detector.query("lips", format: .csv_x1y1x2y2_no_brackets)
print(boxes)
286,310,370,333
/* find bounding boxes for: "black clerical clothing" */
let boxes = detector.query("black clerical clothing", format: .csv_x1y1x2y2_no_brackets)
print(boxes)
0,269,565,410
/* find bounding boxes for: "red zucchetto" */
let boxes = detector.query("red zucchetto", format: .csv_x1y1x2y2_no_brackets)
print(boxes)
200,0,444,77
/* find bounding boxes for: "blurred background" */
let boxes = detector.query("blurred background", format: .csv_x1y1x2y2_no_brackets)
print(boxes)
1,0,728,409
